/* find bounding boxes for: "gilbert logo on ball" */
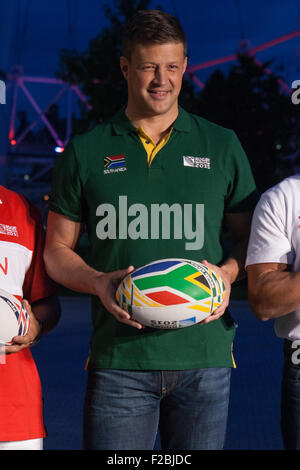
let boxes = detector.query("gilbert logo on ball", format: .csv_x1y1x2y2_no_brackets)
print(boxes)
0,288,30,345
116,258,225,329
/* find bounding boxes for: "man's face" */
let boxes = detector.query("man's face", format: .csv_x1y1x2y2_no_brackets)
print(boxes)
120,42,187,118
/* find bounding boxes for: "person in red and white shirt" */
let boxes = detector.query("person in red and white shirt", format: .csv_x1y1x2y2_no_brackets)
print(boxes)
0,186,60,450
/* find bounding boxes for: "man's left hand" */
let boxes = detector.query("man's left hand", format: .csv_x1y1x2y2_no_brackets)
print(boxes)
199,259,232,324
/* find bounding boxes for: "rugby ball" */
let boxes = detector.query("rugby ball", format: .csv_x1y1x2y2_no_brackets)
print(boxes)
116,258,225,329
0,288,30,345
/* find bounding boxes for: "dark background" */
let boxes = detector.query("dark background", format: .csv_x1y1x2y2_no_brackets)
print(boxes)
0,0,300,451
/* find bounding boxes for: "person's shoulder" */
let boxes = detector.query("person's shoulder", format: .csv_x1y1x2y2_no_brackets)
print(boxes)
71,108,127,145
263,174,300,200
0,185,42,224
256,175,300,214
63,121,112,166
186,110,235,139
71,121,108,146
276,174,300,190
0,185,27,208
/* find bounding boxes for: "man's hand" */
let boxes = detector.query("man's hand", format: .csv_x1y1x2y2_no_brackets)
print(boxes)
94,265,144,330
5,300,41,354
199,260,232,325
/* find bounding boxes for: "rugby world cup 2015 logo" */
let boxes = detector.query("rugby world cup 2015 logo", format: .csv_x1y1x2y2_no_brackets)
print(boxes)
95,196,204,251
104,154,127,174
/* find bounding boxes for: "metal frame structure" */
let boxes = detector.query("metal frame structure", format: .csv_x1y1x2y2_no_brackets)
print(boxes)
5,68,91,210
7,67,91,150
6,25,299,150
186,28,300,92
4,23,300,209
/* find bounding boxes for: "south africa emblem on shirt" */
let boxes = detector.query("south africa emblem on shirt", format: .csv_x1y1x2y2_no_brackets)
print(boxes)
104,154,127,174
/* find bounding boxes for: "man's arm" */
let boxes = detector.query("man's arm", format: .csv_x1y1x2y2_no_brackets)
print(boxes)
247,262,300,321
221,211,253,282
43,211,143,329
201,211,252,324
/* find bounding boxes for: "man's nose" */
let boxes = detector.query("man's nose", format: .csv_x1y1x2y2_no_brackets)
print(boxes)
153,66,168,85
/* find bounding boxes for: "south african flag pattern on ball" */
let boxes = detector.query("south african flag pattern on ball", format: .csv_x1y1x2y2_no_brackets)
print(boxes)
115,259,226,329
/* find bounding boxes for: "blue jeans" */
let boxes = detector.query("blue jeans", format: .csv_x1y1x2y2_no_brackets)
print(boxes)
83,367,231,450
281,340,300,449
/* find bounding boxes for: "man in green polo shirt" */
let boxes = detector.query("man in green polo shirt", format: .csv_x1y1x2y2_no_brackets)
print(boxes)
44,10,257,450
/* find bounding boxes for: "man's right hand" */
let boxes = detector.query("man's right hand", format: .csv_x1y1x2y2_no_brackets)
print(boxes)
94,265,144,330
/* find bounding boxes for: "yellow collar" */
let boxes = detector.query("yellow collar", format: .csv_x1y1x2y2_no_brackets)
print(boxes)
136,127,173,166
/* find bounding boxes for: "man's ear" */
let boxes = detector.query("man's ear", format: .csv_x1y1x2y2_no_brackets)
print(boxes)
120,56,129,79
182,55,188,75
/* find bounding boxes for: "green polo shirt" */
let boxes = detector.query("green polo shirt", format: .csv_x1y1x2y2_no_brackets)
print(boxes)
49,106,257,370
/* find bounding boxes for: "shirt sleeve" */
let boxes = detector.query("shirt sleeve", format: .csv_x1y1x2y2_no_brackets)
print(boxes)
245,189,294,267
48,141,85,222
22,201,57,304
224,131,259,213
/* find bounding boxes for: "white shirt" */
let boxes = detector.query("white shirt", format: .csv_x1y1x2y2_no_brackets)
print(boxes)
245,174,300,340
